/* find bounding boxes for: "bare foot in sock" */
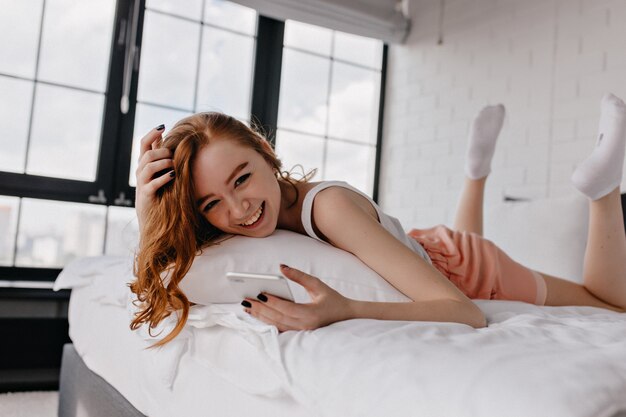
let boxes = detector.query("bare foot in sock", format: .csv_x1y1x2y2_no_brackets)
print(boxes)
465,104,506,179
572,93,626,200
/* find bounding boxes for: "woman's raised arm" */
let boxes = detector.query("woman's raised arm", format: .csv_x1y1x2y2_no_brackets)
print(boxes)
244,187,486,330
135,125,175,232
313,187,485,326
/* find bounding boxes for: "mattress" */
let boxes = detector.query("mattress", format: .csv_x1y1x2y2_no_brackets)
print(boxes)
58,255,626,417
64,265,314,417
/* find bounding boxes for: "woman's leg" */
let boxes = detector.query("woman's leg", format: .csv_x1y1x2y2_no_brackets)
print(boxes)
454,104,505,235
454,177,487,235
543,93,626,312
580,188,626,309
540,272,624,312
541,187,626,312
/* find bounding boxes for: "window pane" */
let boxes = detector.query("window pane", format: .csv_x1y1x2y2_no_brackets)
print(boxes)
333,31,383,70
328,62,380,144
105,206,139,257
129,103,191,186
0,196,19,266
137,11,200,110
38,0,115,92
284,21,332,56
0,76,33,173
15,199,106,268
0,0,43,78
277,49,330,136
325,141,375,196
146,0,203,21
27,84,104,181
204,0,257,35
197,27,254,119
275,130,324,179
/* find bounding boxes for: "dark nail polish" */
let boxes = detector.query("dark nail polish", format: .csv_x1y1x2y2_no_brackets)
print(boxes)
257,293,268,302
169,171,175,177
280,264,289,270
152,168,170,180
241,300,252,308
155,124,165,131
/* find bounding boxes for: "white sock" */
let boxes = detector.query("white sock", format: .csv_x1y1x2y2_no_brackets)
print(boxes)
465,104,506,179
571,93,626,200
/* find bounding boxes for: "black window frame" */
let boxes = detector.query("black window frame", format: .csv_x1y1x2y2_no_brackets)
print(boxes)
0,1,388,291
0,0,133,283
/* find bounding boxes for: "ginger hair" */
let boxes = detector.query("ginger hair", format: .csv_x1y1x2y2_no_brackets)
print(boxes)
129,113,313,348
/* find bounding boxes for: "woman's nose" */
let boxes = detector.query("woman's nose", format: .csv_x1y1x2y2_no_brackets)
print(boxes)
230,198,250,219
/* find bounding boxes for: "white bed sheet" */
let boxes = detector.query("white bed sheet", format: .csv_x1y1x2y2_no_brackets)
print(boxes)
60,256,626,417
64,257,315,417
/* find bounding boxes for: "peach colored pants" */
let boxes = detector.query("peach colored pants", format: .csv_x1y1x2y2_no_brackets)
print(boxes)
408,225,547,306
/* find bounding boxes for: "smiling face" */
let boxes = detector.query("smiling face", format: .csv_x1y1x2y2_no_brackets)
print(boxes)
192,138,282,237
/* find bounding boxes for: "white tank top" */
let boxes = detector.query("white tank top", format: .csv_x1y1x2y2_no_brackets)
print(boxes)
300,181,431,264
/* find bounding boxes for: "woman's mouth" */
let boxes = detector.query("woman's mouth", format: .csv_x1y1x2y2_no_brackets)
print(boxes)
239,202,265,229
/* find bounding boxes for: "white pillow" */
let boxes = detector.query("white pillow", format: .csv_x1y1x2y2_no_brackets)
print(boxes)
179,230,411,304
484,193,589,283
53,255,133,291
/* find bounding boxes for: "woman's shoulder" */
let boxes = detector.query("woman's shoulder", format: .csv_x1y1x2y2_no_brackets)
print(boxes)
307,181,379,222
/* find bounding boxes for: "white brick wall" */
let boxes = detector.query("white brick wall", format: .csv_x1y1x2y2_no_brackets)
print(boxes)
380,0,626,228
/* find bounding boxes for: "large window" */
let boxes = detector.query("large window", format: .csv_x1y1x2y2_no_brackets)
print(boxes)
0,0,386,287
276,21,383,195
0,0,115,181
0,0,118,271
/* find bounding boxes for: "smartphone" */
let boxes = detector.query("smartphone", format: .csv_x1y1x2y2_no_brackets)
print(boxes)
226,272,295,302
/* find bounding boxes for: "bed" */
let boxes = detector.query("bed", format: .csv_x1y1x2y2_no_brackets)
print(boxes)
56,193,626,417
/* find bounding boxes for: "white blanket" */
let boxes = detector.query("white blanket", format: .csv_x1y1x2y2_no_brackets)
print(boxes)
56,256,626,417
278,302,626,417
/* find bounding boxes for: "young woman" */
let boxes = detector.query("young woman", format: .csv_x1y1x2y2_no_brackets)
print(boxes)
130,93,626,347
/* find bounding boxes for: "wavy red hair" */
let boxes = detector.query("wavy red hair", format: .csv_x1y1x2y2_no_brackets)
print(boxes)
129,113,312,348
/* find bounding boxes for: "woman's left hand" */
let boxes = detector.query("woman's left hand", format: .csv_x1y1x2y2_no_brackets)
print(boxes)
242,265,353,332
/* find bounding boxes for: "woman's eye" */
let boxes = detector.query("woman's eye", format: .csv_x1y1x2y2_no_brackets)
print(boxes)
235,173,251,187
203,200,218,212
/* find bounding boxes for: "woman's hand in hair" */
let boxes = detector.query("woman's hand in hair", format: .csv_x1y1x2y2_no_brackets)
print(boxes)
135,125,175,231
242,265,354,332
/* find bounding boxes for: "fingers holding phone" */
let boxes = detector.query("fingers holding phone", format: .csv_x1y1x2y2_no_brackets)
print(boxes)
235,266,353,332
228,271,305,331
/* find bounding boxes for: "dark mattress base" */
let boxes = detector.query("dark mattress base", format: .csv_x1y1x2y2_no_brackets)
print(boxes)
58,343,146,417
